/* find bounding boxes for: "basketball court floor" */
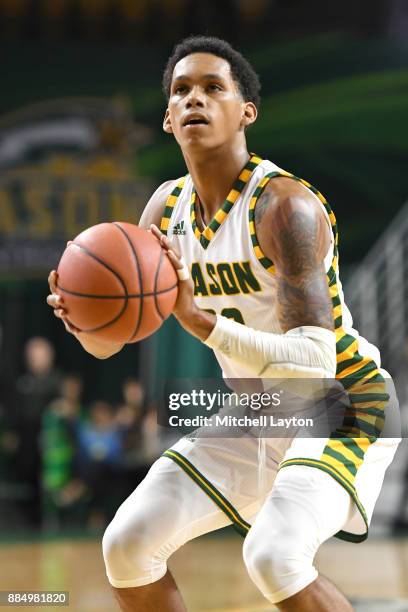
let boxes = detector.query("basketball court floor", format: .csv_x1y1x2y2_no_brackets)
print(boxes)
0,533,407,611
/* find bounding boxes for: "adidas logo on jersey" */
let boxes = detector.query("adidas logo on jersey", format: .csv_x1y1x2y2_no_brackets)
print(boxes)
172,220,186,235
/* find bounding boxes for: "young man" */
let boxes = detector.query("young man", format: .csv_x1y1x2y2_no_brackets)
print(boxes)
47,36,400,611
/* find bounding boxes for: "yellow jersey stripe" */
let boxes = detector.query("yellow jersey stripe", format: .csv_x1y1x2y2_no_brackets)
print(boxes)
337,340,359,363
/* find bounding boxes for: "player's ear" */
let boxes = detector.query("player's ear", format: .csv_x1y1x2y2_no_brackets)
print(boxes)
240,102,257,129
163,109,173,134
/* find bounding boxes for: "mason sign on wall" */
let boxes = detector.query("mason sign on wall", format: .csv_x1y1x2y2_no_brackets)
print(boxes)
0,97,153,273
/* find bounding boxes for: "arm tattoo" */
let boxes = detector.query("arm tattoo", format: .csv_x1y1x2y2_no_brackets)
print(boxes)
276,211,334,332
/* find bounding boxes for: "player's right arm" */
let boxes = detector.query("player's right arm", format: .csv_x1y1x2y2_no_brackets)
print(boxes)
46,180,177,359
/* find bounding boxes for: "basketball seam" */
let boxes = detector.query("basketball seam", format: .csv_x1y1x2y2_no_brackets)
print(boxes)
68,241,129,331
113,223,144,342
71,242,129,298
57,283,178,299
153,247,165,321
80,308,128,333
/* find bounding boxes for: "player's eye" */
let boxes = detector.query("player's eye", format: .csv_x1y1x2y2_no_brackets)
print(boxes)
208,84,222,92
174,85,188,94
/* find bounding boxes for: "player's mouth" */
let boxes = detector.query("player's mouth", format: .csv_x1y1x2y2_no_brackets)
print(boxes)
182,115,210,128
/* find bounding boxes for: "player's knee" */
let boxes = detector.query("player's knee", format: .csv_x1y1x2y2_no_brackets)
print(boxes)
243,531,316,602
102,518,139,573
102,512,158,585
243,533,290,590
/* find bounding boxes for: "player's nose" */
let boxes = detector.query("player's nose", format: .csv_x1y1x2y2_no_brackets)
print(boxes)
186,86,205,108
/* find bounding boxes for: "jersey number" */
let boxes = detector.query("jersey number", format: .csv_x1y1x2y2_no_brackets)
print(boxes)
203,307,245,324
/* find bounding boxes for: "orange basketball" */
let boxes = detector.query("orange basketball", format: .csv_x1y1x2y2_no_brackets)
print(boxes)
56,222,178,343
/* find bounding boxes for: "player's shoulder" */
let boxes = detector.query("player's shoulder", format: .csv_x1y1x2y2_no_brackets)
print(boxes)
253,166,331,253
260,172,325,224
264,173,317,204
139,178,182,229
254,168,331,263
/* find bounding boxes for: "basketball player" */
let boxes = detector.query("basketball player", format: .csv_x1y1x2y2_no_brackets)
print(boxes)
47,36,400,611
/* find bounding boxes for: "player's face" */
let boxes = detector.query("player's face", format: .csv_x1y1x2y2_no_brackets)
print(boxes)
163,53,256,150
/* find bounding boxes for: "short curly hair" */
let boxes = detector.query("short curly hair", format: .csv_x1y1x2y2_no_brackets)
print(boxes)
162,35,261,108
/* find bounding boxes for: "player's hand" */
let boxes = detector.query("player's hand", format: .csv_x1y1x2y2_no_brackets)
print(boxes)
47,270,81,336
47,265,124,359
149,224,196,320
150,224,216,341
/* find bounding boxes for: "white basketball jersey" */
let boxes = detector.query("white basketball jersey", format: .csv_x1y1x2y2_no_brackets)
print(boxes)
159,155,399,546
160,154,381,380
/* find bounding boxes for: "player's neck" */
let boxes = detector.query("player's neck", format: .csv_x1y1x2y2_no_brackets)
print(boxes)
184,144,250,221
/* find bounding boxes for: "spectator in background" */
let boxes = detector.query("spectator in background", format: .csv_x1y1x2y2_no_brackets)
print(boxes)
115,378,158,501
0,323,26,528
140,401,162,461
116,378,146,463
14,336,62,525
76,401,124,528
0,323,18,481
116,377,162,462
41,374,87,530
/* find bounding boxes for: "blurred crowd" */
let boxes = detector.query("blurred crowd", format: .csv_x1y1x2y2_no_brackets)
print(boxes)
0,0,388,44
0,0,273,42
0,336,163,531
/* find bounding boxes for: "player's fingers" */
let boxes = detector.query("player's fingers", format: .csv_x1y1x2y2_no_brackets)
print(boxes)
151,226,182,259
150,224,163,240
150,224,166,247
63,320,73,334
167,250,190,281
54,309,79,334
63,318,81,334
150,223,179,252
47,294,64,308
53,308,66,319
166,238,181,259
151,224,187,280
167,249,183,269
161,235,176,255
48,270,58,293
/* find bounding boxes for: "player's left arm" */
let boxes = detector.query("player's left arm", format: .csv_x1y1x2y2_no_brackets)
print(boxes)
255,177,334,333
150,178,336,378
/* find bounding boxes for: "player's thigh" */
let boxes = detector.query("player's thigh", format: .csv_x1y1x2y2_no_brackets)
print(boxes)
245,465,353,561
105,455,231,552
169,435,289,519
102,455,235,587
242,466,353,603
